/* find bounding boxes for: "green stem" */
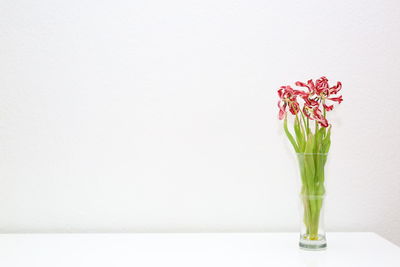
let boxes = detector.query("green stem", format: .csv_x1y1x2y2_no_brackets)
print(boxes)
300,112,308,137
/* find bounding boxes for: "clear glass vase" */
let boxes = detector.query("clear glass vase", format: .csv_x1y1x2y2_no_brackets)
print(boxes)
297,153,328,250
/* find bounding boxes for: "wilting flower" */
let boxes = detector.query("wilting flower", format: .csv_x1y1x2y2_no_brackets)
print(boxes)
303,104,329,128
277,86,301,119
315,76,343,103
295,76,343,112
313,107,329,128
277,76,343,128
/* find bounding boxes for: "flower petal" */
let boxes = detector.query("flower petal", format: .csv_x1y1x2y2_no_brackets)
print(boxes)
295,81,309,88
327,95,343,104
278,88,284,99
330,81,342,94
313,108,329,127
294,90,309,97
303,105,313,120
323,103,334,111
307,79,316,94
278,102,287,120
289,101,300,115
303,96,319,107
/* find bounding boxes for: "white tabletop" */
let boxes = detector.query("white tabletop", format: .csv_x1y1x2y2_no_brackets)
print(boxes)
0,232,398,267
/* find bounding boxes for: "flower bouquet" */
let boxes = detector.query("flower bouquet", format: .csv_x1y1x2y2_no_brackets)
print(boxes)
277,76,343,250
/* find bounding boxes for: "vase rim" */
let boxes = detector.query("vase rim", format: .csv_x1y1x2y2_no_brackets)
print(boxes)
296,153,328,155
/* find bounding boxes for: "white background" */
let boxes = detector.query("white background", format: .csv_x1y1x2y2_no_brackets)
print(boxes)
1,0,400,245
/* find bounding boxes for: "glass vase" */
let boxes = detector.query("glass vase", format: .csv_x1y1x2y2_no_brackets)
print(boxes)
297,153,328,250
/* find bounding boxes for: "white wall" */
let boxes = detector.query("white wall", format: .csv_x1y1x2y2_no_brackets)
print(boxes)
1,0,400,244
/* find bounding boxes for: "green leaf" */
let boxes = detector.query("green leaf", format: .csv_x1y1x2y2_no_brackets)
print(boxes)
314,127,326,153
283,116,299,153
294,117,305,152
322,126,331,154
305,132,314,154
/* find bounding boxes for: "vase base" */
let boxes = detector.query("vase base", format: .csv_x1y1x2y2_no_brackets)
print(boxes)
299,235,327,250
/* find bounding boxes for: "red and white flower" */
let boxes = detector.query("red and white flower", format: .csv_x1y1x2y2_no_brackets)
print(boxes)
278,76,343,128
295,76,343,112
277,86,301,120
302,104,329,127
